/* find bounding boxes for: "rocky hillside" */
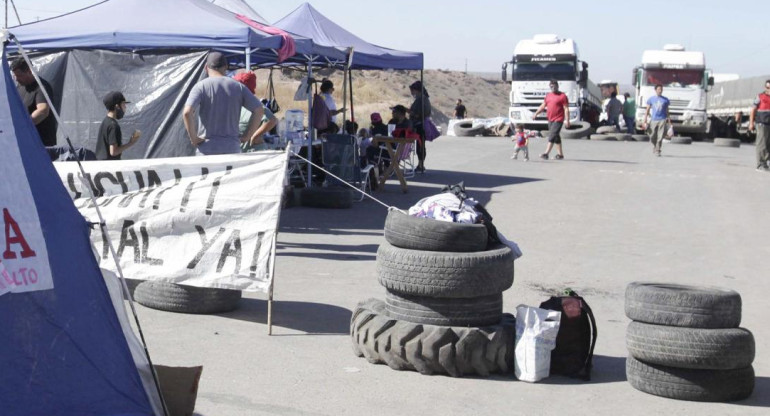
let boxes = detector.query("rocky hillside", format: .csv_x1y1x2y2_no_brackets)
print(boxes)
252,68,510,130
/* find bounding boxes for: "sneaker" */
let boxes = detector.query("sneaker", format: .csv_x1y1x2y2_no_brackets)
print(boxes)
524,157,529,162
757,166,769,172
555,154,564,160
540,153,549,160
511,154,517,159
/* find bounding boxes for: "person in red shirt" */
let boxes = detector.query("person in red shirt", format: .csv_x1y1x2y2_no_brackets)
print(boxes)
749,79,770,171
533,79,570,160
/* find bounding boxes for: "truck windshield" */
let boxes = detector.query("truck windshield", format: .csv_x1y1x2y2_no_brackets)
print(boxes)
644,69,704,88
513,62,575,81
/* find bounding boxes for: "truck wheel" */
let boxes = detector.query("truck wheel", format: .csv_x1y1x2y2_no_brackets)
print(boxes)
376,242,514,298
453,122,484,137
626,322,755,370
714,138,740,148
625,282,742,328
560,121,591,139
384,210,488,252
671,136,693,145
351,298,516,377
626,357,754,402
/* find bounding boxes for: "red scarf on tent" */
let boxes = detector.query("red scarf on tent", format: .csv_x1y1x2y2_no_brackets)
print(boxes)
236,15,296,63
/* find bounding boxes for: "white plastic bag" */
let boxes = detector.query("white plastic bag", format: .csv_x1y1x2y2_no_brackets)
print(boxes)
514,305,562,382
666,124,674,139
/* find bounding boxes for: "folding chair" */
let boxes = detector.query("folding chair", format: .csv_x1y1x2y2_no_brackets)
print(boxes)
321,134,374,202
398,140,416,179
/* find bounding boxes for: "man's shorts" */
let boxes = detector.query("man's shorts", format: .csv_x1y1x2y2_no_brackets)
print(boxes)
547,121,563,144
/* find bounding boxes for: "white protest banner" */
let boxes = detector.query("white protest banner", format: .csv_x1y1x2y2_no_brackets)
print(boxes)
0,97,54,296
54,151,288,292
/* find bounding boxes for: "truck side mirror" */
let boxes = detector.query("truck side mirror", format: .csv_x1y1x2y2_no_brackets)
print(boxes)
632,68,639,86
578,69,588,88
708,76,714,86
501,63,508,82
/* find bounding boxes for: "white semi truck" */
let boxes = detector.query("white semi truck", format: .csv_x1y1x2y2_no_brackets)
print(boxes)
632,44,713,137
501,34,601,128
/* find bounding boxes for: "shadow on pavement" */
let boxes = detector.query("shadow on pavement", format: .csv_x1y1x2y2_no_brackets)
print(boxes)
221,298,351,335
539,355,627,385
568,159,638,164
737,376,770,408
277,242,378,261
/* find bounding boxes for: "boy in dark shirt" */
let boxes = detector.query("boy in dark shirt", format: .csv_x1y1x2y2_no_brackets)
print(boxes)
95,91,141,160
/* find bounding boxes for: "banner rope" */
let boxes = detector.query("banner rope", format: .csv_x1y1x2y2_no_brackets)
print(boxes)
288,148,405,214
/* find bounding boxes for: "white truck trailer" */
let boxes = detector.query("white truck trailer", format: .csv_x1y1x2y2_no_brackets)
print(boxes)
706,75,770,140
632,44,713,137
501,34,601,128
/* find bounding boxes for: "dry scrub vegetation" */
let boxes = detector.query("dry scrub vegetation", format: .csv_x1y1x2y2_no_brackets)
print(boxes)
251,68,509,130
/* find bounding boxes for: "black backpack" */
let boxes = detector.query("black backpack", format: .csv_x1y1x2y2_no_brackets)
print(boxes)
539,290,597,380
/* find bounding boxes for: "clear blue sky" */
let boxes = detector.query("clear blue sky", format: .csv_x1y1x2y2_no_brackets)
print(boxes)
6,0,769,81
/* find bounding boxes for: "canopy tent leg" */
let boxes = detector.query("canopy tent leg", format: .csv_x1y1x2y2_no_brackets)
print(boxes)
245,47,251,70
341,64,348,126
267,233,278,335
349,67,355,122
306,63,314,185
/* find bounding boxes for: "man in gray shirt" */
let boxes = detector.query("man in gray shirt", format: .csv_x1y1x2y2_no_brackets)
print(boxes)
183,52,264,155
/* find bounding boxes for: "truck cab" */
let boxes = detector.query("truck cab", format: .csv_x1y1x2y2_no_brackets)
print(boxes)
501,34,600,128
632,44,713,136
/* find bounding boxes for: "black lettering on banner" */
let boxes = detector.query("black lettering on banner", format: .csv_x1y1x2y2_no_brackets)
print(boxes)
66,173,82,199
115,172,129,194
187,225,225,269
94,172,120,196
98,195,120,208
138,170,163,209
206,166,232,215
116,220,141,263
118,171,147,208
140,222,163,266
100,224,109,259
180,168,209,213
249,231,266,278
216,229,241,273
153,169,182,210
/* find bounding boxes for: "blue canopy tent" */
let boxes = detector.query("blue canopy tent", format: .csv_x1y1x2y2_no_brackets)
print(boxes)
0,42,162,415
6,0,346,158
274,2,423,71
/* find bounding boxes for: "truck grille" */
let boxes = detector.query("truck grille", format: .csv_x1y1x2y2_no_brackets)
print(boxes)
669,100,690,108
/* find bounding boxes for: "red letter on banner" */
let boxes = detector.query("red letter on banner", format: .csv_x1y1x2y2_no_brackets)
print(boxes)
3,208,37,259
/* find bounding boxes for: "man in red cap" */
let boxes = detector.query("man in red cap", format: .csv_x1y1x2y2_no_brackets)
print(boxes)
233,71,277,151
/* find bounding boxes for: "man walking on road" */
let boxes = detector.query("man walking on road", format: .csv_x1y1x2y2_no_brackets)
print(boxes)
453,99,467,119
533,79,569,160
749,79,770,171
183,52,264,155
642,84,670,157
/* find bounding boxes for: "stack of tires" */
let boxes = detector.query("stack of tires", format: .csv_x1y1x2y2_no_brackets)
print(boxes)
351,210,516,377
590,126,633,141
624,282,755,402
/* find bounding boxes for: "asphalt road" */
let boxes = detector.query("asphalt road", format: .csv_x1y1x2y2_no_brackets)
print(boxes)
134,135,769,416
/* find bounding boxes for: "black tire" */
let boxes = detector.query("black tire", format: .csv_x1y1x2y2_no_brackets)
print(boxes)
596,125,618,134
626,356,754,402
384,290,503,327
384,210,488,252
453,121,484,137
625,282,742,328
590,134,616,141
121,278,143,301
632,134,650,142
351,298,515,377
714,138,740,148
300,187,353,209
560,121,591,139
134,281,241,314
671,136,693,144
376,242,514,298
626,321,755,370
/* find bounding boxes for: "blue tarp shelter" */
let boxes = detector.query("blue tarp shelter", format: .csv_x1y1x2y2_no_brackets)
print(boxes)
274,2,424,70
5,0,345,158
0,43,161,415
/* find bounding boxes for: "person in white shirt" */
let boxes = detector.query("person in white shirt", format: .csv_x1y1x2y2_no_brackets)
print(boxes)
320,79,344,124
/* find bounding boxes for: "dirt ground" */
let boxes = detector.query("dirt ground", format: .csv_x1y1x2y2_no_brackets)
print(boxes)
134,135,769,416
